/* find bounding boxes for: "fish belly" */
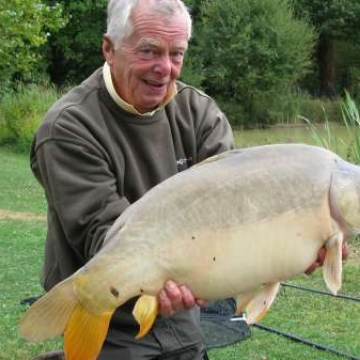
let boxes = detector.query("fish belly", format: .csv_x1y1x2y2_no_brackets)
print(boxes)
157,199,333,300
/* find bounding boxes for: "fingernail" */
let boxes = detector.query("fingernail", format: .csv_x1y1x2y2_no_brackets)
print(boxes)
166,280,176,291
159,290,167,300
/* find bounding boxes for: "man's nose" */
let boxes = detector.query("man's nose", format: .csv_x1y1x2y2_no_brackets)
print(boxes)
153,54,172,75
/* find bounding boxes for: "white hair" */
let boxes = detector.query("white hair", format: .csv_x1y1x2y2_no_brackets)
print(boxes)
106,0,192,49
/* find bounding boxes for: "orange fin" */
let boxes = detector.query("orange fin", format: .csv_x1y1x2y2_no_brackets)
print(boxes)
19,277,77,340
245,282,281,324
64,303,113,360
132,295,158,339
323,232,343,295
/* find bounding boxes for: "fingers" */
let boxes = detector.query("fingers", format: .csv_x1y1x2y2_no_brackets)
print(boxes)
158,289,174,316
179,284,197,308
342,242,349,261
305,242,348,275
159,280,184,315
316,246,327,266
304,261,320,275
305,246,326,275
158,280,205,316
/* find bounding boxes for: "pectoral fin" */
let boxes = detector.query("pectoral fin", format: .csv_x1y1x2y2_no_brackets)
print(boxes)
235,292,256,315
133,295,158,339
64,303,114,360
323,232,343,295
242,282,281,324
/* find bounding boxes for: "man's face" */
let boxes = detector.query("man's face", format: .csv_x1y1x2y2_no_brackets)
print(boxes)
103,5,189,113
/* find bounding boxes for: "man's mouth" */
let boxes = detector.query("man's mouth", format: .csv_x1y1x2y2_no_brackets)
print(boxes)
144,79,166,88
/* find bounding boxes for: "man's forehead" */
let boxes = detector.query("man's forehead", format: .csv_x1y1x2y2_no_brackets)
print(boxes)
137,36,188,49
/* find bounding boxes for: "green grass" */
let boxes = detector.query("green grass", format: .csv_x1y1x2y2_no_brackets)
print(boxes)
234,123,357,159
0,148,46,214
0,220,63,360
209,266,360,360
0,148,60,359
1,127,360,360
0,83,59,152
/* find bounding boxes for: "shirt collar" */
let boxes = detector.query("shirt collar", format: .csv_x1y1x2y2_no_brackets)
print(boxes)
103,62,177,117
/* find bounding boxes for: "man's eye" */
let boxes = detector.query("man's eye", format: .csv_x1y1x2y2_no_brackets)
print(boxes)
171,51,184,62
139,49,155,59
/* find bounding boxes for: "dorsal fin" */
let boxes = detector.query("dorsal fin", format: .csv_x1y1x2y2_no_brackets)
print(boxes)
194,149,243,168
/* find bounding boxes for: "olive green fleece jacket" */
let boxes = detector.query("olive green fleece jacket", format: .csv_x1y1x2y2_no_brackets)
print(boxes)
30,67,234,344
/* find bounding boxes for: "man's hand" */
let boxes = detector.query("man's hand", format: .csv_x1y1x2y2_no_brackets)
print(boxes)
158,280,206,316
305,242,349,275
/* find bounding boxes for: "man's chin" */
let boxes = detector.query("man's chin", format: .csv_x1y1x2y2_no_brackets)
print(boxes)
137,98,166,112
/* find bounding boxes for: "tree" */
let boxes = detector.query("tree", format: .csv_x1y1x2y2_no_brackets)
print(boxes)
291,0,360,97
180,0,207,89
0,0,66,93
195,0,315,125
46,1,107,85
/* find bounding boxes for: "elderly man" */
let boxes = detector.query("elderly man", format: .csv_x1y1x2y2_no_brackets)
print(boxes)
31,0,234,359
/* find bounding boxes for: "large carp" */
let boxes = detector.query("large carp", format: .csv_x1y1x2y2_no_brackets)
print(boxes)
20,144,358,360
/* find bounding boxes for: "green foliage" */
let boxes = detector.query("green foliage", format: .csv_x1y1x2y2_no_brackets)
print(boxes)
0,1,66,94
341,91,360,163
300,92,360,164
183,0,203,20
195,0,315,126
291,0,360,97
0,83,60,152
336,42,360,102
297,95,343,124
46,1,107,85
291,0,360,40
180,44,206,89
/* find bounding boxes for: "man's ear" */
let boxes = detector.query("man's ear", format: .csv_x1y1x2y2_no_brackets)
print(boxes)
102,35,114,66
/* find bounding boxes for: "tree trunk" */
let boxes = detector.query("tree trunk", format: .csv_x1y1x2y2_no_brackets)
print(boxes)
317,33,337,97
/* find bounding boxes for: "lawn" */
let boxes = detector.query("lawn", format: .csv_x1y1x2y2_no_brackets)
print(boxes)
1,125,360,360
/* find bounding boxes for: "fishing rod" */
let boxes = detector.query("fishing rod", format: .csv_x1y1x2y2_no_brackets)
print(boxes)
248,282,360,360
282,282,360,302
253,323,360,360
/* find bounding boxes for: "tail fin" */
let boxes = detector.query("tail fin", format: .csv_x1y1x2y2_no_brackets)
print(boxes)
20,276,115,360
64,303,114,360
19,277,77,340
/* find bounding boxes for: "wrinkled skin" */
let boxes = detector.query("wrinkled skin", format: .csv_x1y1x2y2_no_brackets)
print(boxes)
102,0,188,113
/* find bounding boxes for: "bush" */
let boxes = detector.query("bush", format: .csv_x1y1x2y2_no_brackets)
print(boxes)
217,91,345,128
0,83,60,152
192,0,315,126
0,1,66,92
180,44,206,90
296,95,343,123
46,1,106,85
